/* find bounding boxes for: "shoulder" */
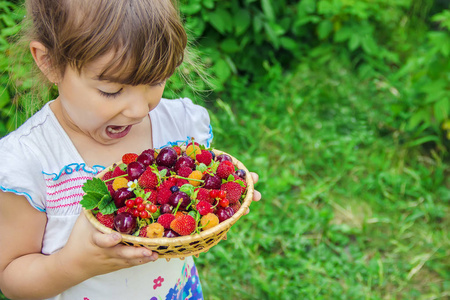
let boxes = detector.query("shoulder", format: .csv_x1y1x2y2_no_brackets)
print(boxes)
151,98,213,148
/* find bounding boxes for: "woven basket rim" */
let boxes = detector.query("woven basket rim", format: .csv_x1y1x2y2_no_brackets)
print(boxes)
83,148,254,249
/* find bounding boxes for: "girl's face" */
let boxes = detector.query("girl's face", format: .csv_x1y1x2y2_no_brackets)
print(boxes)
55,54,165,145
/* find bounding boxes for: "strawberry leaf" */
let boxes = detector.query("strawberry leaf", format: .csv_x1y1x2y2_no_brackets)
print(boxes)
80,193,101,210
98,194,115,214
82,178,109,194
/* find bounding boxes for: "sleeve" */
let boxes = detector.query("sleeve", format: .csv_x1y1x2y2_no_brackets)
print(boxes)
0,136,47,212
181,98,214,147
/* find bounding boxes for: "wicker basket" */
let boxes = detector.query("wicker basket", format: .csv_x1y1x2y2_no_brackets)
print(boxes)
83,149,254,260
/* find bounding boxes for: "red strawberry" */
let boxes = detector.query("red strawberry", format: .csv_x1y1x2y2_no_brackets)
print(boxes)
157,213,176,229
216,161,235,179
230,201,241,214
102,170,114,181
173,146,182,155
96,212,114,229
170,214,196,236
157,188,172,205
196,150,213,165
117,206,131,214
195,188,212,203
196,200,213,215
138,225,149,237
176,179,189,187
145,189,158,204
122,153,138,165
138,168,158,189
220,181,243,204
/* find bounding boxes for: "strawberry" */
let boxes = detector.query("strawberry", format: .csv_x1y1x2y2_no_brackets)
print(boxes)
144,189,158,204
102,170,114,181
216,160,235,179
117,206,131,214
230,201,242,214
173,146,182,156
196,149,213,165
220,181,243,204
157,213,176,229
138,168,158,189
138,225,149,237
122,153,138,165
170,214,196,236
196,200,213,216
96,212,114,229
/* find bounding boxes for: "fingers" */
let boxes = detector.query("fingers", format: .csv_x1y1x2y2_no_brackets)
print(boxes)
252,190,261,202
250,172,259,184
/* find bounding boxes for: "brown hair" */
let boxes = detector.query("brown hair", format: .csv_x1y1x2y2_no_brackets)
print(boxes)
25,0,187,85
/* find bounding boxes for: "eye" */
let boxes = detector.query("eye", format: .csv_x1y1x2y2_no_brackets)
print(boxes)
98,88,123,98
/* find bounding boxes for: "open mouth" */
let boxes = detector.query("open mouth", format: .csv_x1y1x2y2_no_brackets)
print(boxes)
106,125,132,139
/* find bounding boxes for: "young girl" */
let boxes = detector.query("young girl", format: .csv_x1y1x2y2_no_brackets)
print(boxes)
0,0,260,299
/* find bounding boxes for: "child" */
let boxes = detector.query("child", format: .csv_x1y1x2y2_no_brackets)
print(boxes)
0,0,260,299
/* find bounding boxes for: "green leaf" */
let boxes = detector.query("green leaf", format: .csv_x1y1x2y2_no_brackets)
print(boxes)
98,194,115,214
234,9,251,36
207,9,232,34
280,37,298,51
80,193,101,210
434,98,449,124
220,38,240,53
82,177,109,195
261,0,275,21
317,20,333,40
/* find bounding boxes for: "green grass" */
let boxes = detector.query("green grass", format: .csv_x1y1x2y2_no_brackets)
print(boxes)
1,58,448,300
194,59,449,299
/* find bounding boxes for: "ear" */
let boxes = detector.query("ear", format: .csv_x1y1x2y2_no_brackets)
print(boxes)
30,41,60,83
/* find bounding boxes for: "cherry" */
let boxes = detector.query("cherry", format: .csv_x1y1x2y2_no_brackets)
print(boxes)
156,147,178,168
137,151,155,166
113,188,134,208
168,191,190,208
114,212,136,234
175,156,195,171
203,174,221,189
216,154,232,163
127,161,145,180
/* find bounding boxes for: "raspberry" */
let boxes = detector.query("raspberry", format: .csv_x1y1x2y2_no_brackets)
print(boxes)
196,149,213,165
146,223,164,238
159,179,175,191
200,213,219,231
122,153,138,165
220,181,243,204
230,201,241,214
102,170,114,181
188,170,203,187
112,164,127,177
177,166,193,177
196,200,213,216
157,213,176,229
112,177,129,191
176,179,189,187
117,206,131,214
170,214,196,236
96,212,114,229
157,188,172,205
195,188,212,203
216,160,235,179
138,168,158,189
186,143,201,159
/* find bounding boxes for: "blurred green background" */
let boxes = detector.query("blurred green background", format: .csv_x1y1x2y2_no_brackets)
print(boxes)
1,0,449,299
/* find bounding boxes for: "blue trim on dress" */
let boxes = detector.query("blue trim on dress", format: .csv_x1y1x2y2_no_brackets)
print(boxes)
157,125,214,149
0,186,46,212
42,163,106,181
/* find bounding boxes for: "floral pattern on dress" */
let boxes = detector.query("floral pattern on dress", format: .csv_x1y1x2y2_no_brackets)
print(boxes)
165,261,203,300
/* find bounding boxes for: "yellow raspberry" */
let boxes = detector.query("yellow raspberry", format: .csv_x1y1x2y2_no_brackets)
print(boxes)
112,177,129,191
188,170,203,187
146,223,164,238
186,144,201,159
200,213,219,231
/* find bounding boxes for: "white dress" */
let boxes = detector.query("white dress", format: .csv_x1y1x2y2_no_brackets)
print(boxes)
0,98,212,300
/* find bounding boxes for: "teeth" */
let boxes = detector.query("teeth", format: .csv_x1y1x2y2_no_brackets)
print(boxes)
107,126,127,134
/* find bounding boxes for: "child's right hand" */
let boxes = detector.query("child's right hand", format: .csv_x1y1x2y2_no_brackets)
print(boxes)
61,212,158,278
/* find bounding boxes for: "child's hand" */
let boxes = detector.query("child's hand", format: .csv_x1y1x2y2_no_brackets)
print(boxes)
61,212,158,278
245,172,261,214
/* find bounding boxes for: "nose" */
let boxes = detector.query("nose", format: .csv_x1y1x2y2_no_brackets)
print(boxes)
122,90,152,120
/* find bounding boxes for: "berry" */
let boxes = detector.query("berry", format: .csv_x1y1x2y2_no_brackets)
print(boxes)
139,210,149,218
113,188,134,208
114,212,137,234
145,189,158,204
96,212,114,229
175,156,195,171
156,188,172,205
102,170,114,181
203,174,221,189
146,223,164,238
176,179,189,187
138,168,158,189
188,170,203,187
230,201,242,214
216,160,235,179
186,143,201,159
173,146,182,155
216,207,234,222
138,225,149,237
122,153,138,165
220,181,243,204
127,161,146,181
170,185,180,193
112,164,127,177
196,188,212,203
112,177,129,191
157,213,176,229
196,149,213,165
168,191,190,208
216,154,232,163
117,206,131,214
235,169,246,179
156,147,178,168
125,199,135,208
200,213,219,231
170,214,196,236
164,229,179,238
219,198,229,207
196,200,213,215
159,203,173,214
177,166,193,177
